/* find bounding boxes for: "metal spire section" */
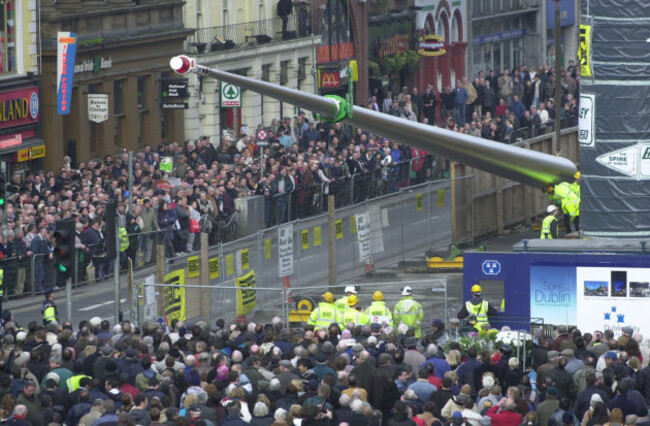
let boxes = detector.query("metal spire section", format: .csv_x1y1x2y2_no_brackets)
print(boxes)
170,56,576,188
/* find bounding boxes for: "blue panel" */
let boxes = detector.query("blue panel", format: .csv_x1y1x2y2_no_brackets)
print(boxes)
547,0,576,30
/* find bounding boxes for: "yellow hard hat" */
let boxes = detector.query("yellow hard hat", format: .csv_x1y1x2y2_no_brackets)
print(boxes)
574,171,580,180
471,284,482,293
347,295,358,306
373,291,384,301
322,292,334,303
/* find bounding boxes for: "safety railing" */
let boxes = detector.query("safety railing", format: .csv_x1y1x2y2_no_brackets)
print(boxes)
187,13,312,55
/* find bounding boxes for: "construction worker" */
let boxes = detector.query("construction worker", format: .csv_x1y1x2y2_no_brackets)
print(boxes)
541,205,560,239
457,284,498,331
571,172,580,197
393,286,424,338
41,289,59,326
308,292,339,329
335,285,357,314
339,295,370,329
545,181,580,232
365,291,394,328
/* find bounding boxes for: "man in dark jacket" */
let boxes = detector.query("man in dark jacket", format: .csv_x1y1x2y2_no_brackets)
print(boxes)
574,373,610,421
369,353,400,424
277,0,293,38
65,389,92,426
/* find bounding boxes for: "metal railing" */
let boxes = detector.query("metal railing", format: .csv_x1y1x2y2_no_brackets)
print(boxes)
187,14,311,54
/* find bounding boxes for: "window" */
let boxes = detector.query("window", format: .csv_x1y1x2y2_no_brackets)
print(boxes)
113,80,125,149
0,0,16,74
88,83,102,155
137,76,147,110
261,64,271,82
113,80,125,115
478,279,505,311
297,57,307,80
279,61,290,85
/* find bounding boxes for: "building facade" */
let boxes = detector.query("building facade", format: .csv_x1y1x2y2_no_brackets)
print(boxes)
468,0,578,77
181,0,340,141
0,0,42,176
39,0,191,171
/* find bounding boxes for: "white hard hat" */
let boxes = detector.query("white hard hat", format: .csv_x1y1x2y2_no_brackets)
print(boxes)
401,286,413,296
344,286,357,294
547,205,558,214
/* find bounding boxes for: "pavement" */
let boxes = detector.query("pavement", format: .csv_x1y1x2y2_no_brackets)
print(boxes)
3,225,537,327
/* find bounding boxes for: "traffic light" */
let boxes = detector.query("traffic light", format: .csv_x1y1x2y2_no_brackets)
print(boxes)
53,220,75,278
105,201,117,258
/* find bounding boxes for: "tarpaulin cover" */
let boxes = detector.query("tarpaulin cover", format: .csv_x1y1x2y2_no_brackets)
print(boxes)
580,1,650,237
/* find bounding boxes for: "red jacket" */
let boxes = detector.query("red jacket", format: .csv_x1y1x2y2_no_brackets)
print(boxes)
487,405,522,426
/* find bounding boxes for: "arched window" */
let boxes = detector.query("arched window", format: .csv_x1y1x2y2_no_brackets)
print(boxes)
437,12,449,42
424,14,435,35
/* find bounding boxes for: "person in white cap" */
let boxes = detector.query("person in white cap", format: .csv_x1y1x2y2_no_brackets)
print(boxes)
393,286,424,338
541,205,560,239
335,286,357,315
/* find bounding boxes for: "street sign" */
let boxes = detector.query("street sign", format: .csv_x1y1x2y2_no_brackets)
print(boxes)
278,225,294,277
160,79,189,99
482,260,501,275
257,129,268,141
160,102,188,110
221,81,241,107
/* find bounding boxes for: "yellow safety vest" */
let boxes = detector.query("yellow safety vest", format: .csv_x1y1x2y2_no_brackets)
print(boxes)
335,296,350,313
466,300,489,331
308,302,338,328
393,297,424,338
571,182,580,198
42,302,57,325
0,268,4,297
339,308,369,329
66,374,91,393
562,195,580,219
365,301,393,328
540,215,557,239
119,227,129,252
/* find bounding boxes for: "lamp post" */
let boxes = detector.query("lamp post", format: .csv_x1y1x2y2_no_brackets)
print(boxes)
555,0,562,155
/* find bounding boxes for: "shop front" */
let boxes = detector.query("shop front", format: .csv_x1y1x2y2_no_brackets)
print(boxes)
41,40,188,171
0,84,44,175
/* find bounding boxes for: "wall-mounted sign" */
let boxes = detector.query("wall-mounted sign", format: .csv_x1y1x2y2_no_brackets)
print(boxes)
14,144,45,162
161,79,188,99
473,28,526,45
220,82,241,108
57,32,77,115
74,56,113,74
319,71,340,89
376,34,410,59
87,94,109,123
160,102,188,110
0,88,39,130
417,34,447,56
0,134,22,150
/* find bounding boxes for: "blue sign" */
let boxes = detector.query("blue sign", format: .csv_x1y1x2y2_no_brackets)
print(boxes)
473,28,526,45
56,32,78,115
547,0,576,30
482,260,501,275
530,266,577,325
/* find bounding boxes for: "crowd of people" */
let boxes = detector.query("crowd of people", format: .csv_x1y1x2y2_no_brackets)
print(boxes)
368,62,580,143
0,282,648,426
0,61,578,297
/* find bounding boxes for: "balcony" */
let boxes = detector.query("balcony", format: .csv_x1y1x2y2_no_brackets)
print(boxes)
186,14,313,55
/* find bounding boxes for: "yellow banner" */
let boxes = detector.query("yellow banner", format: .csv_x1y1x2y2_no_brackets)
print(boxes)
187,256,200,278
241,249,250,271
226,254,234,275
437,189,446,207
579,25,591,77
350,216,357,234
236,269,257,316
416,193,423,212
264,238,272,259
301,229,309,250
164,269,186,323
335,219,343,239
314,226,322,246
209,257,219,279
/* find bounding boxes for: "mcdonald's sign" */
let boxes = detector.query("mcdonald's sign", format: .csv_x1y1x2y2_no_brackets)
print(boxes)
320,71,340,89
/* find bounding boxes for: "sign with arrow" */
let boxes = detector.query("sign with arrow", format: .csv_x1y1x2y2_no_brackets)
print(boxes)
221,81,241,108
